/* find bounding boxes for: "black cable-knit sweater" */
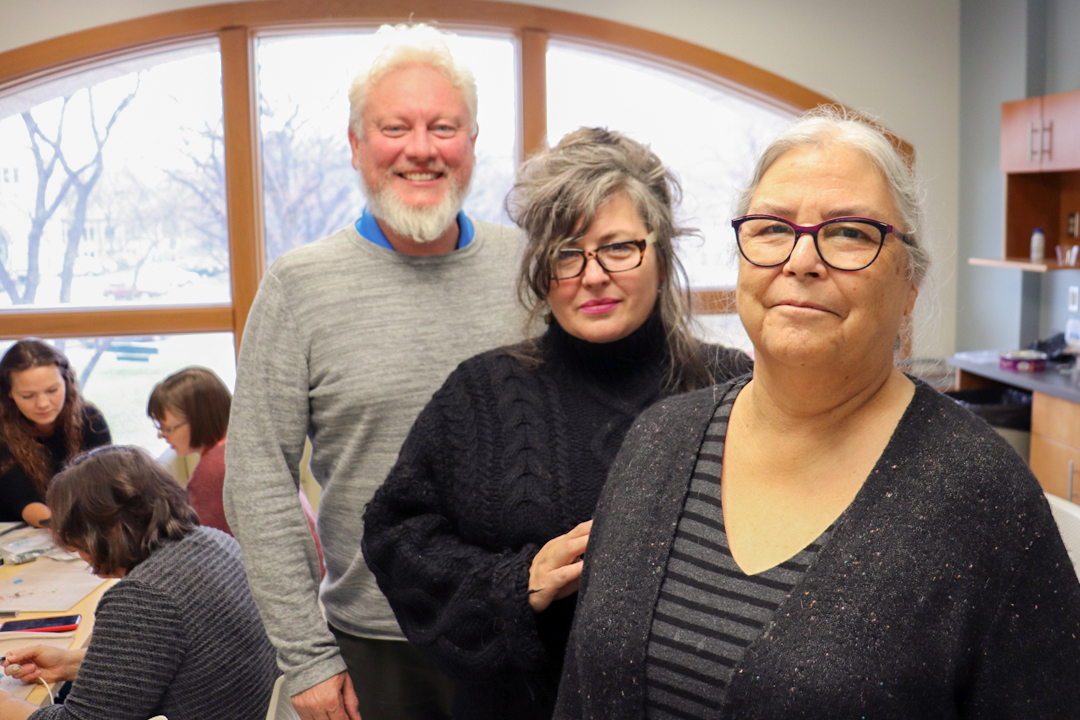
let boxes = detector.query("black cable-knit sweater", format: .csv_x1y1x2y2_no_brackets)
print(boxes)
362,318,751,720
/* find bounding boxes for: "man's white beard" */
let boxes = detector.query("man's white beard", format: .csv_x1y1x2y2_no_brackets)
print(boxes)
362,170,471,244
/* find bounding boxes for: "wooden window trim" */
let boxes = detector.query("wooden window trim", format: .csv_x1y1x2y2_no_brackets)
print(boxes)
0,0,854,347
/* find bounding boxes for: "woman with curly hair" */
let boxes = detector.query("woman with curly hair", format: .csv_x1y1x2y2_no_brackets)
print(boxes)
0,339,110,526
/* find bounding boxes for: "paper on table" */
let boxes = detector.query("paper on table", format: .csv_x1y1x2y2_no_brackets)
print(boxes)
0,633,73,700
0,558,106,613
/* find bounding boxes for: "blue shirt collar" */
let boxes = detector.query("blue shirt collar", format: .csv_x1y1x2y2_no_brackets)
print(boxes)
355,207,474,251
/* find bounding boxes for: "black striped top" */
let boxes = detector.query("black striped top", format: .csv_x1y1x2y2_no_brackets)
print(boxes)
644,381,833,720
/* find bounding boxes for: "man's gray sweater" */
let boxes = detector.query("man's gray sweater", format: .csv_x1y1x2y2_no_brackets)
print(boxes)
224,220,522,695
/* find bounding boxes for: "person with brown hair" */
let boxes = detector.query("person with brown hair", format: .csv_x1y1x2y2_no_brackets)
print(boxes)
147,366,235,533
0,445,279,720
0,339,110,527
147,367,322,572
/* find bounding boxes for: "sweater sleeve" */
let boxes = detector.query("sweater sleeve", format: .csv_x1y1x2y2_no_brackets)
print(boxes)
0,447,42,523
29,581,185,720
222,272,344,696
964,521,1080,718
362,373,549,683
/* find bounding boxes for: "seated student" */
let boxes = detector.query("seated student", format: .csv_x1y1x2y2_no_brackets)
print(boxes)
148,367,323,571
0,339,110,527
0,445,279,720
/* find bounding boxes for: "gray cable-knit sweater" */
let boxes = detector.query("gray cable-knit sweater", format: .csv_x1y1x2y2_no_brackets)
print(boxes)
30,527,279,720
556,379,1080,719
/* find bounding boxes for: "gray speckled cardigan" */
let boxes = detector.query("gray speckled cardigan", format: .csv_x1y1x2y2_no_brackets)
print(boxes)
555,379,1080,720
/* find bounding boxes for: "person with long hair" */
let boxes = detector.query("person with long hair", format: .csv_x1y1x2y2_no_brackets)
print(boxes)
0,339,110,527
362,127,752,720
0,445,279,720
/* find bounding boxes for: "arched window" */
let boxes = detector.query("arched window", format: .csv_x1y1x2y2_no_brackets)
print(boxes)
0,0,836,450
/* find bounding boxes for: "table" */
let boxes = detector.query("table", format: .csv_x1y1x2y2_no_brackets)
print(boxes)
0,556,115,706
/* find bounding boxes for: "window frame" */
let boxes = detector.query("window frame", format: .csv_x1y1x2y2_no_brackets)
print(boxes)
0,0,844,352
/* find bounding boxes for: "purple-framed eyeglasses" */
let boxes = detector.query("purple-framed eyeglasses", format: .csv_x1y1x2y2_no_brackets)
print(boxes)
732,214,912,271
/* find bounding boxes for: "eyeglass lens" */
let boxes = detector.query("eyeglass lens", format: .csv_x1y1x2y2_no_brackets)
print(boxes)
736,218,885,270
554,241,644,279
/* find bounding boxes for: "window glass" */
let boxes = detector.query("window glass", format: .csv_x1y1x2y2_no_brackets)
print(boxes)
0,333,236,457
0,42,230,309
256,31,517,265
547,41,792,291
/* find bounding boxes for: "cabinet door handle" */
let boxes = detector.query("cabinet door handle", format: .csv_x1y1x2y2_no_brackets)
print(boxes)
1069,459,1075,504
1030,121,1041,161
1041,120,1053,159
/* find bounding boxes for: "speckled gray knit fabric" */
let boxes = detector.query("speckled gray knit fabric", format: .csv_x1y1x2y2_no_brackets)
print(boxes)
30,527,279,720
557,379,1080,719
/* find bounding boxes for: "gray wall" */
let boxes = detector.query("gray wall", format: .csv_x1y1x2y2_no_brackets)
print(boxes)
959,0,1080,351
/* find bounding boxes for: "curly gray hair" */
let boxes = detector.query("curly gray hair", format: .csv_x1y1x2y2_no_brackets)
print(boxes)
506,127,715,390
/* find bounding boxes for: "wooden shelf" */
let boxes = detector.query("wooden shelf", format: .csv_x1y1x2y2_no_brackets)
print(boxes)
969,256,1080,272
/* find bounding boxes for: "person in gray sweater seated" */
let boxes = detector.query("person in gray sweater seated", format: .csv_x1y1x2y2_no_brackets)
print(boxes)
0,445,279,720
555,109,1080,719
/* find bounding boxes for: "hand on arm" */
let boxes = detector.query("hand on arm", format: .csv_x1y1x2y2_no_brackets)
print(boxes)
2,645,84,683
290,671,361,720
528,520,592,613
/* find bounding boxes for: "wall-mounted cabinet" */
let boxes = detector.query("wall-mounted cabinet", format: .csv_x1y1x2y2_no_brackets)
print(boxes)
1001,91,1080,173
969,89,1080,272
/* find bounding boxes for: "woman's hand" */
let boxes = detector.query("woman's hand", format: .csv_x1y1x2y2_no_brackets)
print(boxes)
20,503,50,529
2,645,84,684
528,520,592,613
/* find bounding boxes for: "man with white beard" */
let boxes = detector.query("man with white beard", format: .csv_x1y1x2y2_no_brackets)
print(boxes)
224,24,521,720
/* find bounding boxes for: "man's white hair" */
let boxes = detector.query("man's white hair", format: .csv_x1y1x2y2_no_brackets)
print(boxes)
348,23,479,138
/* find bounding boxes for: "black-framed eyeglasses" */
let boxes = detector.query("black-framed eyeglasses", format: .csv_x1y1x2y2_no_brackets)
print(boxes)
551,232,656,280
732,215,911,271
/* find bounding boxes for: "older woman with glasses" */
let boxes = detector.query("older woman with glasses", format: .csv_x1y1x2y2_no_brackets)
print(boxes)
362,127,752,720
555,109,1080,720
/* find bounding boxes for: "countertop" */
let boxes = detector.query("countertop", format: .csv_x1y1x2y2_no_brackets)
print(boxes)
947,350,1080,405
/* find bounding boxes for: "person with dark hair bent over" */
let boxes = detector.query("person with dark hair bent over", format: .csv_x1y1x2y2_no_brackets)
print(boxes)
0,339,110,527
0,445,279,720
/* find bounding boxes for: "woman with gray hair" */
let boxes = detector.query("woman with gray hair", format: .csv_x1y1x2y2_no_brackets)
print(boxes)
363,127,751,720
554,108,1080,719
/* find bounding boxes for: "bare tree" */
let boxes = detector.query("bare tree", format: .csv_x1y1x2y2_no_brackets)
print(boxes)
54,80,140,304
167,99,360,265
0,80,139,305
162,119,228,270
259,101,359,260
0,99,77,304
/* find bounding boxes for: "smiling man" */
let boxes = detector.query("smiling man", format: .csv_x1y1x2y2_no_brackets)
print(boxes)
224,24,521,720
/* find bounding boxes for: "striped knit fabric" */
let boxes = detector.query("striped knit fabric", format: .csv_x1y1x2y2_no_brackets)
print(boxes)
644,382,833,720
